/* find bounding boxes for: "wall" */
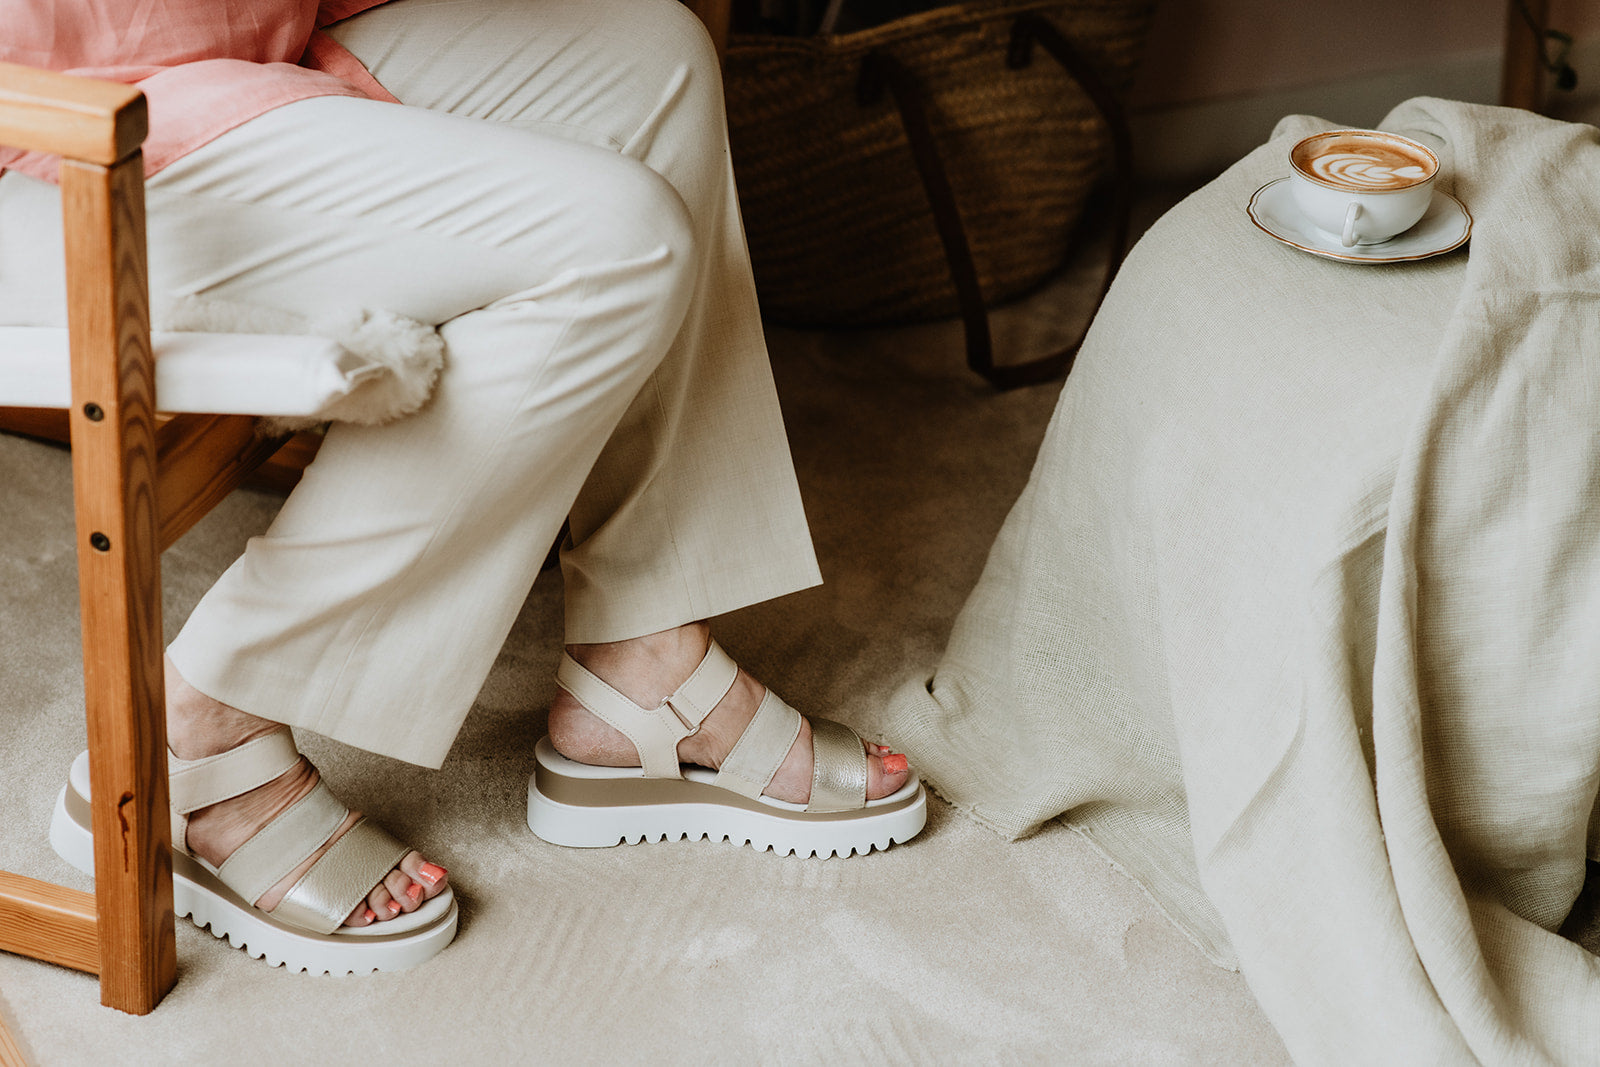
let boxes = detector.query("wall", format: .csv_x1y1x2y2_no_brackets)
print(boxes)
1129,0,1600,180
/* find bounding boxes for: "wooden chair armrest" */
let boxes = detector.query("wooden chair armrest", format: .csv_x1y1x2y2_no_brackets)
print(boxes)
0,60,146,163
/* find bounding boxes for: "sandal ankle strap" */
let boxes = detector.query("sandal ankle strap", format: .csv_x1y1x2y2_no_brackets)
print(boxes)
169,727,301,815
555,640,740,779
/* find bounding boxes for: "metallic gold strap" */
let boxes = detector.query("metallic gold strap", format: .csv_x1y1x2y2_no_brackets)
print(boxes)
167,727,300,815
215,779,348,908
273,817,409,936
806,718,869,813
712,689,802,800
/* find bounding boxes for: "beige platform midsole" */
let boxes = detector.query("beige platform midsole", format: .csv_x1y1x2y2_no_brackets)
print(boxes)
537,762,925,821
51,751,457,973
526,737,928,855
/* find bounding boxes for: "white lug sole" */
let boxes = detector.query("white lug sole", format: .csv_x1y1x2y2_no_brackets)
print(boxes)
50,750,457,975
526,736,928,858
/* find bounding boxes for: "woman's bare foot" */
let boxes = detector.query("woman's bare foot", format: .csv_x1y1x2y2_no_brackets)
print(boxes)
164,657,449,928
546,622,911,804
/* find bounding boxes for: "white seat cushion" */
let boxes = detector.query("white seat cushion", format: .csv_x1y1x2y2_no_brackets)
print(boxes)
0,318,441,427
0,326,377,416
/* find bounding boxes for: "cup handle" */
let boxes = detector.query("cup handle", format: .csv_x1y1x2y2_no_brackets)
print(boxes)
1341,203,1362,247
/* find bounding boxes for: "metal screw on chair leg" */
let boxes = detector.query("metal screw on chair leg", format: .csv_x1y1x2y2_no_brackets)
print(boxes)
89,532,111,552
83,402,105,421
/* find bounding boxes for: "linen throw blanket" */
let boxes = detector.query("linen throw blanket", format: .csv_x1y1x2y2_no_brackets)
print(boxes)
887,98,1600,1064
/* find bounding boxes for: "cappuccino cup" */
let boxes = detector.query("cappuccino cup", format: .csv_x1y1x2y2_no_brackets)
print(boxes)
1288,129,1438,246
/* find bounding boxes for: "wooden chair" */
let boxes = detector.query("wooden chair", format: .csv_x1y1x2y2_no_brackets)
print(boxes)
0,61,183,1025
0,63,375,1027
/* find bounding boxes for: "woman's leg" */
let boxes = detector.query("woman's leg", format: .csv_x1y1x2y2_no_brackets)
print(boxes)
161,95,699,767
325,0,910,801
161,93,704,915
330,0,823,639
1,87,705,919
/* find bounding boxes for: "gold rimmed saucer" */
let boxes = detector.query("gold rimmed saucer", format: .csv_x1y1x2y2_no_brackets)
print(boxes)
1247,178,1472,263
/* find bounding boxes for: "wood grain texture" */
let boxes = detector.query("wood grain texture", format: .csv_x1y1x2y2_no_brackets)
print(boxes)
1501,0,1548,110
0,61,146,165
0,994,30,1067
61,153,177,1015
251,430,322,492
155,414,287,549
0,412,320,498
0,407,69,442
0,872,98,975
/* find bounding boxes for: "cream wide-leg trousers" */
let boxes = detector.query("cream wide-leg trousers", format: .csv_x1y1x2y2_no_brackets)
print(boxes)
0,0,821,767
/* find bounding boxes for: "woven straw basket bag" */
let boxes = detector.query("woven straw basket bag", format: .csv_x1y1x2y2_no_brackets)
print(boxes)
723,0,1154,387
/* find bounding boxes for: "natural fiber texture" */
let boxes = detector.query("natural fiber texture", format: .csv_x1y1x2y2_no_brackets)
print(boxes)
724,0,1153,326
887,98,1600,1063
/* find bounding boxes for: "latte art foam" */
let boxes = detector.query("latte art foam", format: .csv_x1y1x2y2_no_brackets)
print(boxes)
1307,151,1429,189
1291,133,1437,192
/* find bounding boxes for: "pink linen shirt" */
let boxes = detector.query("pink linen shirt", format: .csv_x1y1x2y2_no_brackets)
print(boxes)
0,0,399,181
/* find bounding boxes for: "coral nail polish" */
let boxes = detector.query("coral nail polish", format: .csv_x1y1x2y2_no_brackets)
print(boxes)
363,908,377,924
418,862,447,885
406,883,423,903
882,753,909,775
386,900,401,916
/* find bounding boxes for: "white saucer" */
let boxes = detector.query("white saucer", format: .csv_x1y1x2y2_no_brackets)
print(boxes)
1246,178,1472,263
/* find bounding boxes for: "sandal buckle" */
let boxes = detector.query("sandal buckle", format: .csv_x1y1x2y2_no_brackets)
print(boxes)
663,697,702,738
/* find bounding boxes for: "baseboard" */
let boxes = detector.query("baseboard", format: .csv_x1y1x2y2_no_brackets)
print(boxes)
1130,39,1600,185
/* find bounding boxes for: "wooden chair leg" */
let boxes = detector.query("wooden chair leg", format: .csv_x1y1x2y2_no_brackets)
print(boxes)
0,873,97,974
61,153,176,1015
0,1001,29,1067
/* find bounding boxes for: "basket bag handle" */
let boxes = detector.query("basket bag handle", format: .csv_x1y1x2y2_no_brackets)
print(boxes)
857,13,1134,390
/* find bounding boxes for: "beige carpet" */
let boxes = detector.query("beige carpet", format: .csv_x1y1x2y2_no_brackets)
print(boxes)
0,189,1291,1065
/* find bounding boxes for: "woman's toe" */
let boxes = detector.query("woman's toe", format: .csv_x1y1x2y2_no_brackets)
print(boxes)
866,749,910,800
383,868,421,913
366,882,402,921
400,852,450,900
337,854,444,926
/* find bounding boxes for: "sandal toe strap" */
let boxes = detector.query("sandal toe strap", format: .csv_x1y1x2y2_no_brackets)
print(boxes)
273,816,411,936
215,778,348,910
807,717,869,813
713,690,803,800
713,699,870,813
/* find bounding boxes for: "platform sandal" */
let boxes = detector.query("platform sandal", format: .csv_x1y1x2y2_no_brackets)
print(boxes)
527,640,927,858
50,728,457,974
